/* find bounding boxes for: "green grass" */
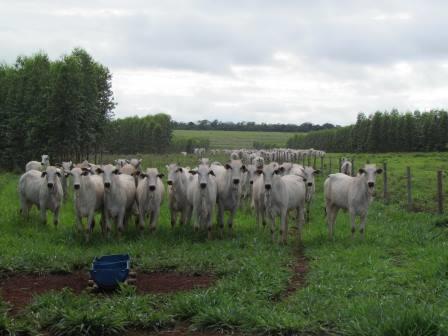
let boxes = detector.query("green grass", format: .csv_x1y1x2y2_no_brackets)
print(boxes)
1,153,448,335
173,129,294,149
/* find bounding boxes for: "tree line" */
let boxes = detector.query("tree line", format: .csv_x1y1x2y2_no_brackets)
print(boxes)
173,120,337,133
103,114,173,154
287,110,448,152
0,49,115,170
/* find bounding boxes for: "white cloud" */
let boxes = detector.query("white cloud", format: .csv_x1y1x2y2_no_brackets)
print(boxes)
1,1,448,125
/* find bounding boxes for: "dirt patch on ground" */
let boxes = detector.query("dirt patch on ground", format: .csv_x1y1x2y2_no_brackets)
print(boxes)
0,271,216,313
279,244,309,299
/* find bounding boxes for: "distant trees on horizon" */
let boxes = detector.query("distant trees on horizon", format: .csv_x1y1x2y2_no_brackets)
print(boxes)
287,110,448,152
172,119,337,133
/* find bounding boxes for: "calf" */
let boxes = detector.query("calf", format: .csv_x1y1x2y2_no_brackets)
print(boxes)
167,163,190,227
96,164,136,234
324,164,383,239
211,160,246,236
258,165,306,243
18,166,63,226
70,167,104,241
136,168,165,231
187,164,217,239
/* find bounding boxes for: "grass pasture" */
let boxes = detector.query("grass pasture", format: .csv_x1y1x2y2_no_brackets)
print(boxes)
0,153,448,335
173,130,294,148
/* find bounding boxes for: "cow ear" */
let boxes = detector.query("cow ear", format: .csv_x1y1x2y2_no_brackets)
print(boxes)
241,165,247,172
177,167,183,173
126,159,130,163
189,170,197,175
314,169,320,175
41,172,47,177
81,170,90,176
56,171,61,177
376,168,383,174
358,168,366,175
158,173,164,179
225,163,231,170
96,168,103,174
41,162,44,165
140,173,147,178
55,163,62,167
133,170,141,176
209,170,215,176
256,169,263,175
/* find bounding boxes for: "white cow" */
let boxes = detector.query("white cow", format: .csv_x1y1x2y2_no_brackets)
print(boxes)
187,164,217,239
324,164,383,239
70,167,104,240
257,165,306,244
25,154,50,172
167,163,190,227
58,161,73,201
96,164,136,234
18,166,63,226
211,160,246,235
136,168,164,232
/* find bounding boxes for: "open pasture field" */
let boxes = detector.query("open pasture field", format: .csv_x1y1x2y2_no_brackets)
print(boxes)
1,152,448,335
173,130,294,148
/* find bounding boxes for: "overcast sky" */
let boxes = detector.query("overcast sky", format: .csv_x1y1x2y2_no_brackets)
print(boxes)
2,1,448,125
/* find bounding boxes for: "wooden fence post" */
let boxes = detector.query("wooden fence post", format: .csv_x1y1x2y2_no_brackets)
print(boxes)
313,155,317,169
437,170,444,214
383,162,388,203
407,166,413,211
338,157,342,173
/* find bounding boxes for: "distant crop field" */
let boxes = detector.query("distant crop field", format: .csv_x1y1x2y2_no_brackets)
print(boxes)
173,129,295,148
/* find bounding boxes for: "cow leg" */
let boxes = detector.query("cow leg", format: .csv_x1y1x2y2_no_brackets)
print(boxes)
207,212,212,240
297,206,305,241
306,201,311,223
227,207,236,236
280,209,288,244
327,205,338,240
138,206,146,231
75,211,83,233
269,214,276,243
217,203,224,238
117,210,125,237
53,207,60,227
349,209,356,239
86,211,95,242
170,207,177,228
40,203,47,225
150,209,159,232
360,212,367,239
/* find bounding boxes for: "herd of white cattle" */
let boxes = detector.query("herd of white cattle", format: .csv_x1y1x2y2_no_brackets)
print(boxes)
18,151,382,243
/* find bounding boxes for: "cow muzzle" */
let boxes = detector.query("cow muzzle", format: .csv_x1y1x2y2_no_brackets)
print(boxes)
307,182,313,187
233,179,239,185
368,182,374,188
104,182,111,188
250,181,253,185
167,180,173,185
200,183,207,189
149,185,156,191
47,183,54,189
74,184,80,190
265,184,271,190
